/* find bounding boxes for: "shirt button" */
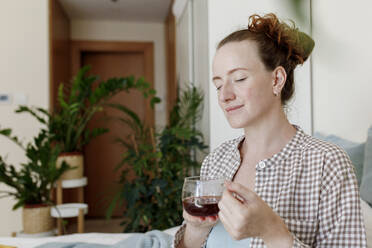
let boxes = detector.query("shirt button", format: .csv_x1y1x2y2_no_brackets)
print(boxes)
258,161,266,169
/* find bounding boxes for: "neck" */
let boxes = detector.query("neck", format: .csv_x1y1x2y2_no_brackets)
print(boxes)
241,106,296,160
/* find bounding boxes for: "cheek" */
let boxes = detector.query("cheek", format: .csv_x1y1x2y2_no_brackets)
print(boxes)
239,86,255,102
242,81,271,103
217,93,223,106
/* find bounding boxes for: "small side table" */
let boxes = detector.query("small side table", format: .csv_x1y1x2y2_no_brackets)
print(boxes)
51,177,88,235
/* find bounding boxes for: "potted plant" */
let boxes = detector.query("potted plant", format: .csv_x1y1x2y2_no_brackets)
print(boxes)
49,65,160,180
107,85,207,232
0,126,70,234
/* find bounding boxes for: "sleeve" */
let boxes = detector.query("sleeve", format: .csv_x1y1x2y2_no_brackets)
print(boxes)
200,153,213,179
172,222,187,248
314,149,367,247
172,154,213,248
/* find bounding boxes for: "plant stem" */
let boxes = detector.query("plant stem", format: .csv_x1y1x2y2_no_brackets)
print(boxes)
130,134,139,155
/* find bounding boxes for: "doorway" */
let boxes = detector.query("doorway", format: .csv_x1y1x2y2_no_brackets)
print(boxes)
49,0,176,231
71,40,154,218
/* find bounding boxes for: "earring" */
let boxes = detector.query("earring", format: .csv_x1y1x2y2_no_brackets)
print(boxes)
273,91,278,96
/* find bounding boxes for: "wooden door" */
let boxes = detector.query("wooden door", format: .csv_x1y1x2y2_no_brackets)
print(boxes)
49,0,71,111
71,41,154,218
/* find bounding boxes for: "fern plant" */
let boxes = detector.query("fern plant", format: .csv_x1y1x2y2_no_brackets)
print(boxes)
49,65,160,153
0,127,70,210
107,85,207,232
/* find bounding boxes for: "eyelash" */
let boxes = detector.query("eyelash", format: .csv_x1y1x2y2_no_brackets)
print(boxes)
235,77,247,82
215,77,246,91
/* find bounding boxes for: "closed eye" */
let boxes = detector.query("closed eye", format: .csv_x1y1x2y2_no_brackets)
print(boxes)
235,77,247,82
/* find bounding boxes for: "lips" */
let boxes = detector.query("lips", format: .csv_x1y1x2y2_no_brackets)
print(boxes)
225,105,244,112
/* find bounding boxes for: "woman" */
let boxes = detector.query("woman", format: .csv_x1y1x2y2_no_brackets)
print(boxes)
174,13,367,247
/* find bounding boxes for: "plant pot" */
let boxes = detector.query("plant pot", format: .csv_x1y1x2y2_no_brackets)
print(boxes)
57,152,84,180
22,204,54,234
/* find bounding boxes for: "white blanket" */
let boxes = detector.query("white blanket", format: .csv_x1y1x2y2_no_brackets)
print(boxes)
0,227,179,248
2,204,371,248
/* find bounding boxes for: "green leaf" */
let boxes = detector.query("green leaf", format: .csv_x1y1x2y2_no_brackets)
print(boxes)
57,84,69,110
15,106,47,125
0,129,11,136
150,97,161,108
108,103,142,128
108,84,207,232
148,89,156,95
105,191,122,220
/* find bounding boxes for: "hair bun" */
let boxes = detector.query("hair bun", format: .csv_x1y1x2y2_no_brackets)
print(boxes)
248,13,315,65
297,31,315,61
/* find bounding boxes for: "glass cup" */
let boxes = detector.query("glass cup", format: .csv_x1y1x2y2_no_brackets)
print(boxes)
182,176,225,217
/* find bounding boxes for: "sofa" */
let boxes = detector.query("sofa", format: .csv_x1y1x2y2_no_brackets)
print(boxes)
315,126,372,246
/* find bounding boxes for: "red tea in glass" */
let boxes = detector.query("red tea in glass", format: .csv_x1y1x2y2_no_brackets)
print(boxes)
182,176,224,217
183,196,221,216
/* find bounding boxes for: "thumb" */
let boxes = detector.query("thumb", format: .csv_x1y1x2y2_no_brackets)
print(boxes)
225,181,254,203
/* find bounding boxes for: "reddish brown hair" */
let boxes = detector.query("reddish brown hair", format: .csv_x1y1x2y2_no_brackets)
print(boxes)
217,13,314,105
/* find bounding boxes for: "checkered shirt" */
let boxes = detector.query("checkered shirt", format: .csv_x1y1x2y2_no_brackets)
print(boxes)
173,127,367,247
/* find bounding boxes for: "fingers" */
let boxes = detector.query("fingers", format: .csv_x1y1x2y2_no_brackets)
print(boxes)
218,182,254,240
218,189,241,217
219,181,252,216
183,210,219,228
206,215,218,222
218,210,233,233
218,208,244,240
183,209,218,221
225,181,255,202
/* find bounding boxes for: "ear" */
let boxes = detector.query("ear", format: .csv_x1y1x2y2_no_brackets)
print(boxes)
272,66,287,96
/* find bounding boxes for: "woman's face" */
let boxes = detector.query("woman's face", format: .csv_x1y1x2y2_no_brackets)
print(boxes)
212,40,279,129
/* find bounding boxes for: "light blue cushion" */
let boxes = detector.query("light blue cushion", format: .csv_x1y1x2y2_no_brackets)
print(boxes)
314,132,365,186
361,126,372,206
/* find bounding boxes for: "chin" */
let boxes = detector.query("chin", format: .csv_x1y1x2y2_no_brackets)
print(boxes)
226,119,249,129
225,113,258,129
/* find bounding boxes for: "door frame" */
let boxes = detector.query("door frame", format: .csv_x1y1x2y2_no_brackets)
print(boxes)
70,40,155,126
165,1,177,125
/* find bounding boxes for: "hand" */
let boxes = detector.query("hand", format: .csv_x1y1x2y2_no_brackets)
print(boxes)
183,209,219,230
179,210,219,248
218,181,293,247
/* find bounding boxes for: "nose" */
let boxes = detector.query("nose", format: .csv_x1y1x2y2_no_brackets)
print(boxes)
219,82,235,103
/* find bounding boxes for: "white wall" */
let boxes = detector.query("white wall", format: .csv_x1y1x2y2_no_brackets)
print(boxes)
312,0,372,142
0,0,49,236
176,2,193,91
176,0,211,150
71,20,167,128
207,0,312,150
192,0,210,151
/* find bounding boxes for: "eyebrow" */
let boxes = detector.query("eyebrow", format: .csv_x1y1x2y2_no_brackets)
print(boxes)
212,67,249,81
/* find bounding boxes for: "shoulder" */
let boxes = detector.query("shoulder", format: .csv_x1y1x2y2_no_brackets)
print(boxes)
200,135,243,176
302,133,351,164
204,135,243,161
300,133,355,187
